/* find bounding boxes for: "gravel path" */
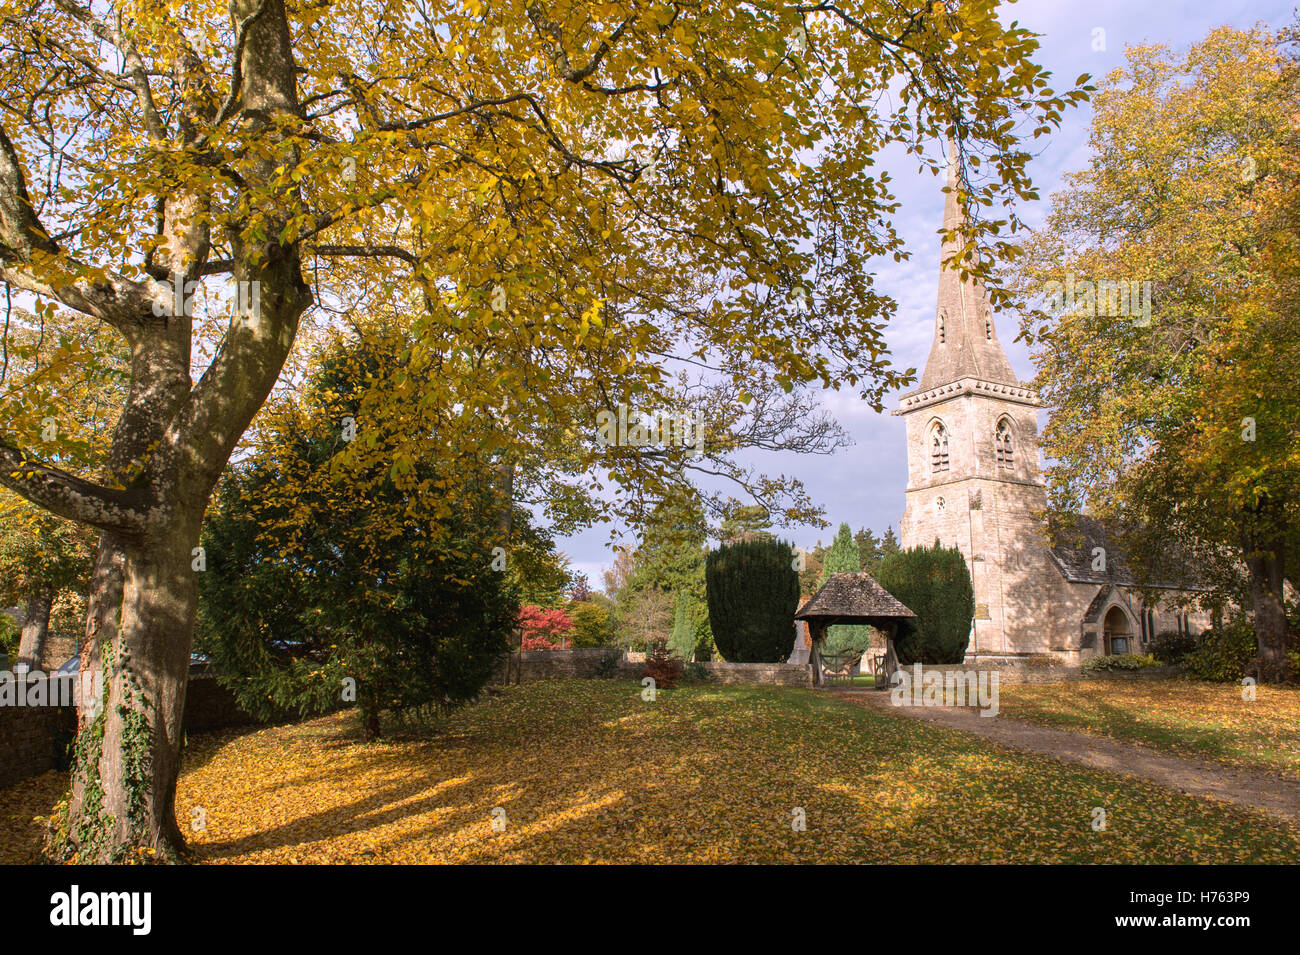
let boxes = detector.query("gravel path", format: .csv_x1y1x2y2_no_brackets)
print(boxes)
833,690,1300,822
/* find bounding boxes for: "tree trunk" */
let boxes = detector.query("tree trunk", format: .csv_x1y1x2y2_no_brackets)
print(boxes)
0,0,311,864
53,523,199,862
15,587,53,670
1241,513,1290,684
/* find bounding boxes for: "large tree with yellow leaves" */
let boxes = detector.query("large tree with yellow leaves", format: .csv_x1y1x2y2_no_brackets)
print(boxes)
0,0,1079,860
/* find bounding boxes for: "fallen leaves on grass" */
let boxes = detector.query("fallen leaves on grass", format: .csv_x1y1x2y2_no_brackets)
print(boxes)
0,769,65,864
172,681,1300,863
4,681,1300,864
996,680,1300,779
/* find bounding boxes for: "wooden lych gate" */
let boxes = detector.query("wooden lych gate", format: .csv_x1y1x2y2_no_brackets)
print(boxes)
816,651,860,687
794,573,914,689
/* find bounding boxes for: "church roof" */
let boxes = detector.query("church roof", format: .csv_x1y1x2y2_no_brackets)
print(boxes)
1048,515,1210,591
1081,585,1123,624
795,573,916,624
915,142,1022,392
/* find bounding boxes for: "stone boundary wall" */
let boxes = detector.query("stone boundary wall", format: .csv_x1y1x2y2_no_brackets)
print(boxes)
921,658,1073,686
1076,665,1184,682
686,661,813,686
491,649,813,687
0,681,76,788
899,658,1183,686
490,647,616,682
183,674,263,733
0,673,259,790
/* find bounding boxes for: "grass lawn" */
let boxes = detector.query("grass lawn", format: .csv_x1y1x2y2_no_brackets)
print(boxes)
4,679,1299,864
996,680,1300,780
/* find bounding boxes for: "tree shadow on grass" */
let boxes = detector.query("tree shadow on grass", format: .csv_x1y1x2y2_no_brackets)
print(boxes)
179,682,1300,864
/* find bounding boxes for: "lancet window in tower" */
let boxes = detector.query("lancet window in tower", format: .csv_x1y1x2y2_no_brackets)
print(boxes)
984,311,993,341
937,308,946,343
995,418,1014,468
930,421,950,472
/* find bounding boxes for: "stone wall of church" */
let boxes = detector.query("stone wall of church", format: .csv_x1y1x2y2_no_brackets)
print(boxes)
900,388,1042,493
900,389,1063,657
902,478,1058,655
979,481,1062,655
1051,584,1216,663
1051,581,1099,663
1145,595,1214,640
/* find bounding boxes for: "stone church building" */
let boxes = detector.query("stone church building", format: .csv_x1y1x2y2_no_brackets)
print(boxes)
892,162,1212,663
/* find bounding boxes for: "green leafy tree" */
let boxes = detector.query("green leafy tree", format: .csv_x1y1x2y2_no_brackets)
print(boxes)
0,506,95,668
568,599,617,648
196,333,517,739
854,527,882,575
668,591,696,660
0,613,19,659
1183,615,1299,683
878,527,902,566
718,503,775,544
691,609,715,662
610,492,715,652
705,538,801,662
0,317,124,669
877,543,975,664
503,521,576,608
633,494,710,595
665,589,712,660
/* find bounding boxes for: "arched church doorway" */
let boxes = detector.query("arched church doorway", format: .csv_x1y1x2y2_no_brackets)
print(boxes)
1102,606,1132,655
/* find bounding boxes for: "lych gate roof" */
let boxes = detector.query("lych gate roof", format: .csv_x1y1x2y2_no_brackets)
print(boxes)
795,572,915,624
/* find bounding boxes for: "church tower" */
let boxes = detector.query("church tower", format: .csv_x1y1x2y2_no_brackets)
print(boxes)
894,149,1057,656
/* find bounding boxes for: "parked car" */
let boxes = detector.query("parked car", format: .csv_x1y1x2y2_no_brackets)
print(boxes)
54,652,212,675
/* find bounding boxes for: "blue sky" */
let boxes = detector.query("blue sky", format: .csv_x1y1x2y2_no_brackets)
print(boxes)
560,0,1293,590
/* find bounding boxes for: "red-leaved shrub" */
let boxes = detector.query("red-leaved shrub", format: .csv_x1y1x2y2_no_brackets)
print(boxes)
643,639,683,688
518,605,575,650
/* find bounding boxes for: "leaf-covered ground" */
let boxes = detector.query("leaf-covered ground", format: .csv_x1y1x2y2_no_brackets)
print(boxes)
995,680,1300,780
4,680,1299,863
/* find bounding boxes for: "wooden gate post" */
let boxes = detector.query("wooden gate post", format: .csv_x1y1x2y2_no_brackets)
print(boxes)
810,622,824,687
882,621,900,688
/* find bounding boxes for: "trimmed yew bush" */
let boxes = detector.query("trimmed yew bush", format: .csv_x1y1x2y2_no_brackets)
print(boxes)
876,542,974,665
705,538,801,662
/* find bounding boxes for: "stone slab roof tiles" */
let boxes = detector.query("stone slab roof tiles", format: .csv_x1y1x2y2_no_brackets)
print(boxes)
794,572,916,623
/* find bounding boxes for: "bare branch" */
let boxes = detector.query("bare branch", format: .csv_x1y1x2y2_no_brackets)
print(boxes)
0,123,160,324
309,244,419,265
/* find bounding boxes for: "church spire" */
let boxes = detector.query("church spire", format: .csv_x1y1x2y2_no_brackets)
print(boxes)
918,141,1020,390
